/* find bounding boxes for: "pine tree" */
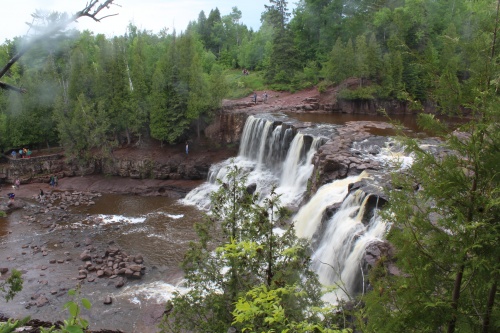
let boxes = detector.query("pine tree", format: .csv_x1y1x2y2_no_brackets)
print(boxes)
363,2,500,330
264,0,299,83
162,165,324,333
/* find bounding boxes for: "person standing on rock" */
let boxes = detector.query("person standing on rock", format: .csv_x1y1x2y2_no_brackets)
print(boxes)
253,92,257,104
14,178,20,189
7,192,15,205
39,189,45,203
49,175,55,188
185,142,189,155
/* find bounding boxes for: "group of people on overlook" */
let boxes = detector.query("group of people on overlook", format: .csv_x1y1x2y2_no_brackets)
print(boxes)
10,148,32,159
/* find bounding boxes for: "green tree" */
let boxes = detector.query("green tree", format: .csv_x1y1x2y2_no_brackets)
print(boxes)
162,165,324,333
0,269,23,302
355,34,369,86
94,36,131,145
205,8,223,56
264,0,300,83
127,30,151,143
237,26,273,71
365,106,500,333
364,2,500,330
149,45,174,145
233,284,349,333
54,93,111,161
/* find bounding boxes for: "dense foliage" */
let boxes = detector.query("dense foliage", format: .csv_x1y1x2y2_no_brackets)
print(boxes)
160,166,348,332
0,0,498,158
364,108,500,333
360,0,500,330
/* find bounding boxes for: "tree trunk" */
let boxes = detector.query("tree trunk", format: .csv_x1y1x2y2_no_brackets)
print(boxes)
126,128,131,145
482,280,497,333
490,0,500,63
447,263,465,333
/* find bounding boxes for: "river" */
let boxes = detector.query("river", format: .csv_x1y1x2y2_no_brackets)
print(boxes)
0,111,448,332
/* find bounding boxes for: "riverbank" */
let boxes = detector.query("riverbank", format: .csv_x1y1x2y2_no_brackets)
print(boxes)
4,175,204,201
0,175,208,333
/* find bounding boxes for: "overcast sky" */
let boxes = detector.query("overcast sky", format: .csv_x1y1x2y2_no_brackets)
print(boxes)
2,0,296,43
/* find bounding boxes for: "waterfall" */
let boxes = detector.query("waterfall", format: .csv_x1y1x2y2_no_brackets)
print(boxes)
293,176,388,303
294,174,366,240
181,115,322,209
277,136,322,206
182,113,395,304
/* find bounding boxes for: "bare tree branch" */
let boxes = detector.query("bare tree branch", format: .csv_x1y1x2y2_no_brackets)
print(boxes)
0,0,119,92
0,82,27,93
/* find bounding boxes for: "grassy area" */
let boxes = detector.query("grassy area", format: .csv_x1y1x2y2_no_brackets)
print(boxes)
224,69,268,100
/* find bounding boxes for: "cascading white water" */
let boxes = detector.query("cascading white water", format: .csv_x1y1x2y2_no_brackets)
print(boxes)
276,136,322,206
280,134,304,185
183,113,395,305
293,175,388,303
294,174,367,239
353,138,414,170
181,115,323,209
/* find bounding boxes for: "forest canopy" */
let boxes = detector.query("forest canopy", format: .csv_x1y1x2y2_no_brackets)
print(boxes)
0,0,498,159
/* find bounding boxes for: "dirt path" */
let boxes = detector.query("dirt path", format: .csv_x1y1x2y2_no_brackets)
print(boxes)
3,176,204,204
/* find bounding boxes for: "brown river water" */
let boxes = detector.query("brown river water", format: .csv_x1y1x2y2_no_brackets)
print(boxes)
0,195,202,332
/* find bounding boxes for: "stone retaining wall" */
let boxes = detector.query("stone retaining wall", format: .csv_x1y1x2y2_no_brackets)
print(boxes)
0,154,66,184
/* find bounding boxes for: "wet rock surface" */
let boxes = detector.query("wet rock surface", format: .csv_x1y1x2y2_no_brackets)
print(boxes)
0,179,199,333
78,244,146,286
308,121,393,198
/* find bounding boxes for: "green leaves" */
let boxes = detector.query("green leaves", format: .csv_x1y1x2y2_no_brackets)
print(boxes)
0,317,30,333
81,298,91,310
163,164,325,332
365,78,500,332
0,269,23,302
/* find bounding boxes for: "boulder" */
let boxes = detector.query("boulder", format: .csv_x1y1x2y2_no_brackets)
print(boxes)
80,251,91,261
133,254,143,264
129,264,142,272
115,278,125,288
36,295,49,307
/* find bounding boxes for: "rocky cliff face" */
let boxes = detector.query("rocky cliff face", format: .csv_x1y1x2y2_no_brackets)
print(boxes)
101,153,215,180
331,98,436,114
204,112,248,144
0,148,235,188
307,121,394,198
0,154,67,185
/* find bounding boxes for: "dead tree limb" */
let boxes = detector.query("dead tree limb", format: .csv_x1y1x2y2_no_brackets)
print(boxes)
0,0,119,92
0,82,27,93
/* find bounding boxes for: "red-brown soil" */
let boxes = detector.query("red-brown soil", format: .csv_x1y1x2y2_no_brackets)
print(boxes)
222,86,333,112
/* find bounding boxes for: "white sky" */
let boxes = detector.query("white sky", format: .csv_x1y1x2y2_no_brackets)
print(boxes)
1,0,296,43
